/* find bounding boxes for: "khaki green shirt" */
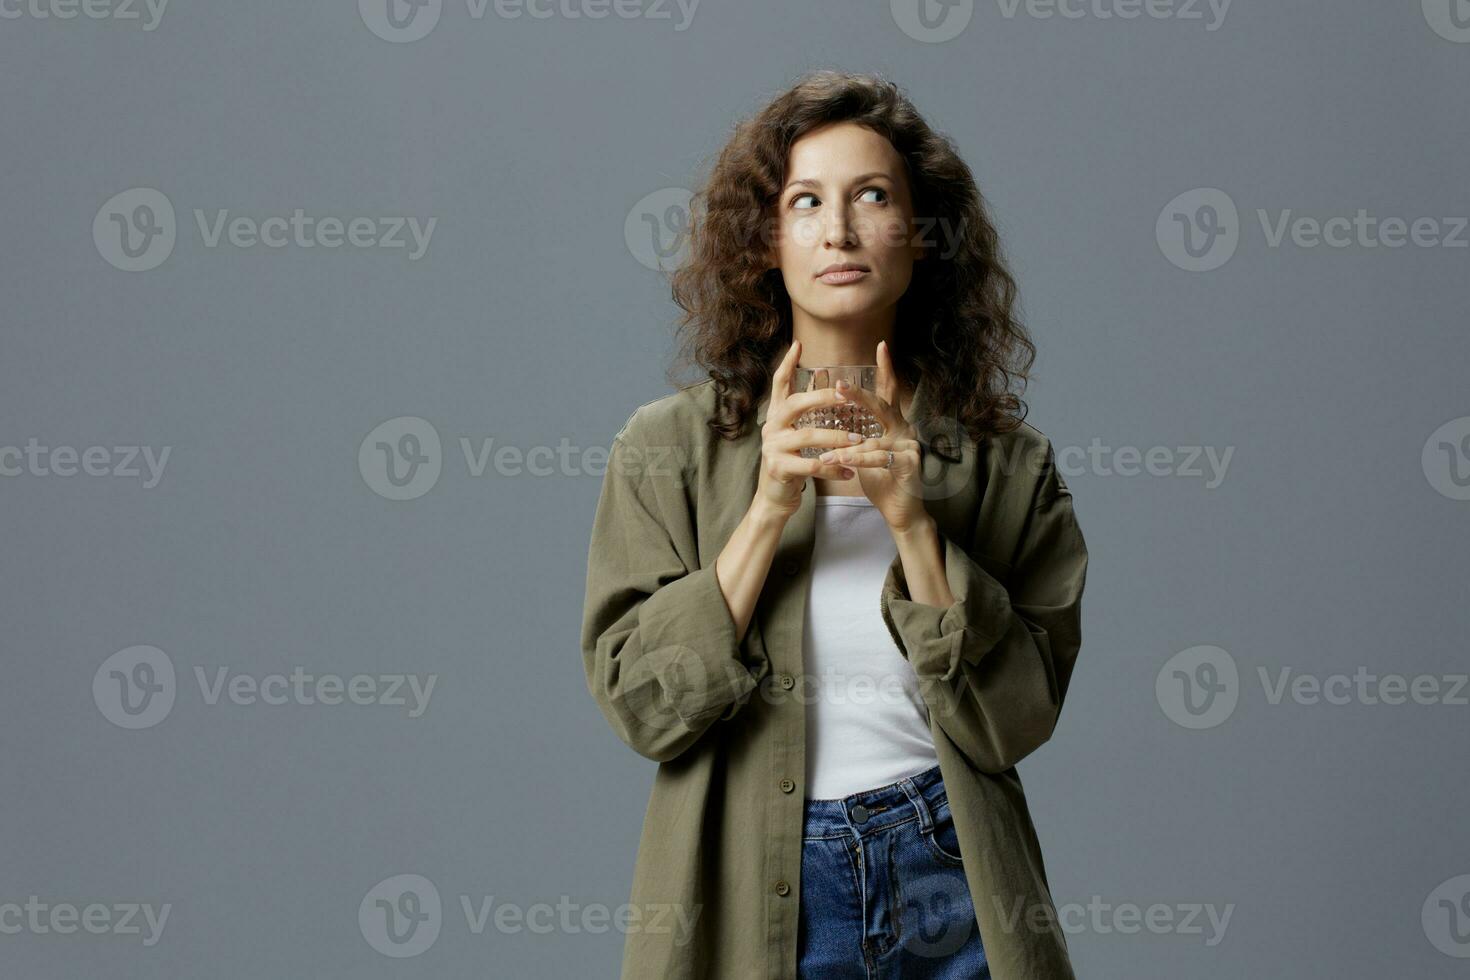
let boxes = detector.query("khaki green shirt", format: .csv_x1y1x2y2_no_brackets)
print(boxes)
581,372,1089,979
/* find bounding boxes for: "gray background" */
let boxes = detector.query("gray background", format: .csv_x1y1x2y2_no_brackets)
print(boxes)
3,0,1468,976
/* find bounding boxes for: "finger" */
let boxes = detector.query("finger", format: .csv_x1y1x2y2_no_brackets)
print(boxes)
877,341,910,424
817,435,889,456
876,341,898,408
806,458,857,480
834,380,899,433
818,449,891,469
770,454,855,482
770,339,800,414
822,447,918,471
770,386,853,426
817,435,916,459
768,425,869,452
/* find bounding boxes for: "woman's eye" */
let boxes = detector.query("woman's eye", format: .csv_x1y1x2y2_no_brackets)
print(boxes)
790,187,885,210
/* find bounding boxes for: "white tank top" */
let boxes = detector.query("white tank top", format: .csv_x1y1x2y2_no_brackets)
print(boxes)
801,494,940,800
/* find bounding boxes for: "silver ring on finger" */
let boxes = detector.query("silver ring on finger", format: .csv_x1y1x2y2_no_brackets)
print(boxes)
884,450,894,469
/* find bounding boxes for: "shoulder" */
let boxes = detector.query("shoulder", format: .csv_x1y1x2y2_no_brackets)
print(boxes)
978,417,1071,507
612,378,721,448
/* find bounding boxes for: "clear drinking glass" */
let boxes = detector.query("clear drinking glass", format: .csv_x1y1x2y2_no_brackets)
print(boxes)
792,365,885,459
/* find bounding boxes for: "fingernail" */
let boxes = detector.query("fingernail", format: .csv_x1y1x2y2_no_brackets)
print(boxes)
847,432,862,442
842,468,855,478
819,451,835,461
836,379,849,389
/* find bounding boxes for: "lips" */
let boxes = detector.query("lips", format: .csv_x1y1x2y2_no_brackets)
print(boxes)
817,262,869,276
817,262,870,284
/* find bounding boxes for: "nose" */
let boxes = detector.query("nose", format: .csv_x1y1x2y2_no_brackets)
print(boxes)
822,200,858,248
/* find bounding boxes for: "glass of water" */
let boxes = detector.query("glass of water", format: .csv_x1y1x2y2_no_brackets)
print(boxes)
791,365,885,459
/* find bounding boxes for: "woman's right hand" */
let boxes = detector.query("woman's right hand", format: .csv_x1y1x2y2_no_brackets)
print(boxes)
754,339,867,522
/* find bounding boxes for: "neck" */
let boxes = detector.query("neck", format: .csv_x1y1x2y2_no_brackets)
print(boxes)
789,304,897,366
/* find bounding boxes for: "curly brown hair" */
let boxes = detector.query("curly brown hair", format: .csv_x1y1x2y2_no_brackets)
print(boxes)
665,69,1036,457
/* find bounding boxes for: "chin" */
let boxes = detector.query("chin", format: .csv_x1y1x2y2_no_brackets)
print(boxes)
810,294,891,321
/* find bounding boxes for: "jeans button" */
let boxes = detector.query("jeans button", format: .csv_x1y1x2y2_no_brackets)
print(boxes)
850,804,869,824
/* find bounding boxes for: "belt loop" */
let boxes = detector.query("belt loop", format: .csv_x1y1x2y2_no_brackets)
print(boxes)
896,774,933,834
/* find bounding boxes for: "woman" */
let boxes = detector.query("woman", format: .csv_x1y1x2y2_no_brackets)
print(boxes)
581,70,1088,979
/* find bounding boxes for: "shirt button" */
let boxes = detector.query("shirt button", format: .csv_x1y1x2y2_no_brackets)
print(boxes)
779,778,795,793
774,880,791,896
782,559,800,576
779,674,795,690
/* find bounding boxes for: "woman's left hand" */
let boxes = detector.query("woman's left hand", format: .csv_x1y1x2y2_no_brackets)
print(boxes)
817,340,931,534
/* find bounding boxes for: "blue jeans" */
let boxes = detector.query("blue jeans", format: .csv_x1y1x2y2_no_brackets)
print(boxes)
798,763,991,979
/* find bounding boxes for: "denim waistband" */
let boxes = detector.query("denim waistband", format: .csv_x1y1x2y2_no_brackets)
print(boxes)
802,763,947,842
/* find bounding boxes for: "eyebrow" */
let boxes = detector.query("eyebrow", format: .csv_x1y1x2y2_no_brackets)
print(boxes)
781,171,895,194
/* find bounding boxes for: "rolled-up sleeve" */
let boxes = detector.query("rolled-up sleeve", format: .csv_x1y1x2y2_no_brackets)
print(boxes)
881,444,1088,774
581,424,768,762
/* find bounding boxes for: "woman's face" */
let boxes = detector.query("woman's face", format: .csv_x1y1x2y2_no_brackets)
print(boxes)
768,121,924,328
